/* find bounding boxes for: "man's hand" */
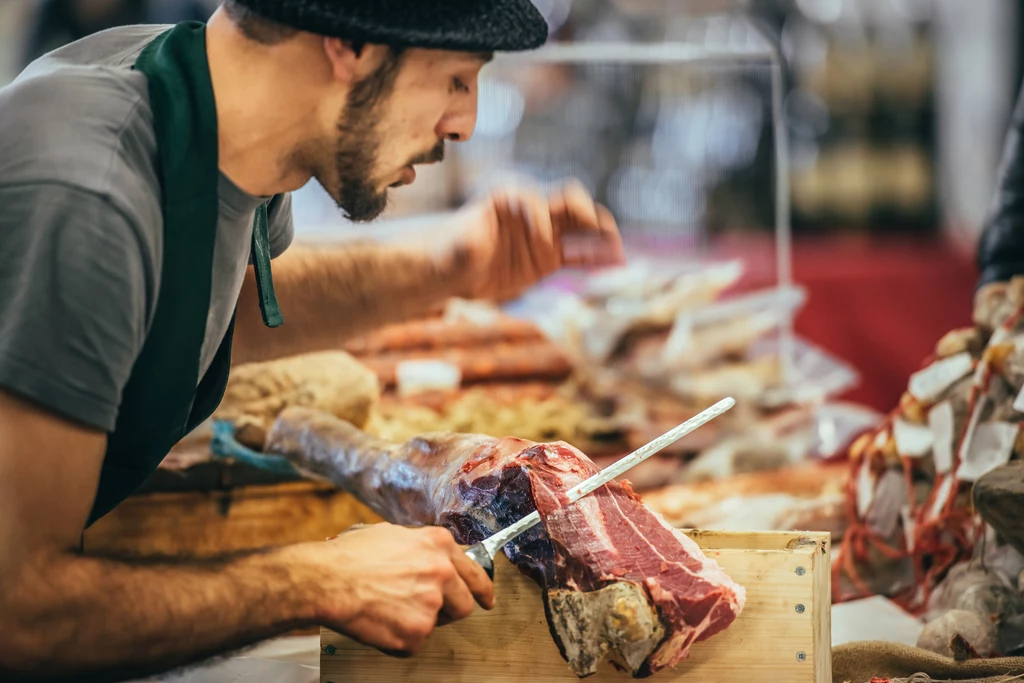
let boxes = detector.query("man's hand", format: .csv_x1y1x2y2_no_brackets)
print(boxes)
456,180,626,302
296,523,494,655
0,388,494,681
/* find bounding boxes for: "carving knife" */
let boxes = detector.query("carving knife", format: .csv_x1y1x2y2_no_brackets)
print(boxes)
463,396,735,579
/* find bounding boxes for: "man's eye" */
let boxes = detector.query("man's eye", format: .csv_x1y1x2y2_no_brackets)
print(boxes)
453,77,469,93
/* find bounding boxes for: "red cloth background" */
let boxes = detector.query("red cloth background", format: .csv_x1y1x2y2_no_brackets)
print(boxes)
786,237,977,412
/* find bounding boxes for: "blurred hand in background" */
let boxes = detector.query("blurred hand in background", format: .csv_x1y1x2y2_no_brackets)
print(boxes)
454,180,626,302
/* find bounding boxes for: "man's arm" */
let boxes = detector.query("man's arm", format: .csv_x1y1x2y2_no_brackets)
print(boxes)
232,182,624,365
0,391,319,682
232,239,465,365
0,390,493,683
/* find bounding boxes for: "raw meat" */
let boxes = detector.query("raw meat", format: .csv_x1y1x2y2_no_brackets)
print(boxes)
359,341,573,387
343,315,544,354
265,407,745,678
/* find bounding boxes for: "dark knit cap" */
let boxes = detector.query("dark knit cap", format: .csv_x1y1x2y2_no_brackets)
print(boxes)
229,0,550,52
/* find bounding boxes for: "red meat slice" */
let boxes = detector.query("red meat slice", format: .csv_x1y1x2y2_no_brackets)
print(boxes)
523,443,746,672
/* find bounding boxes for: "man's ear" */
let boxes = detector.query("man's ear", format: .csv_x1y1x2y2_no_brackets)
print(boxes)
322,37,361,83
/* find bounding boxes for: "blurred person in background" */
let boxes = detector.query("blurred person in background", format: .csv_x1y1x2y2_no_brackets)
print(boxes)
0,0,624,681
977,80,1024,311
22,0,218,66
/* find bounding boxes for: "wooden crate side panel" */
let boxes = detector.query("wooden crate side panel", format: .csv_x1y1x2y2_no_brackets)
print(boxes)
811,533,833,683
322,532,830,683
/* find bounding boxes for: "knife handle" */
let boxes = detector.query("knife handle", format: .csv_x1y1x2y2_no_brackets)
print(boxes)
464,542,495,581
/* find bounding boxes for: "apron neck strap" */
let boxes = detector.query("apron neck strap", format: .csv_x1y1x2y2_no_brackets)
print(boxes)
252,201,284,327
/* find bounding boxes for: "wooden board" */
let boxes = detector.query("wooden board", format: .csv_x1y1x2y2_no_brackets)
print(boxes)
84,482,382,558
321,530,831,683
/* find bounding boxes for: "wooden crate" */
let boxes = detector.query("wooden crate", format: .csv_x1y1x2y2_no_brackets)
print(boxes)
321,529,831,683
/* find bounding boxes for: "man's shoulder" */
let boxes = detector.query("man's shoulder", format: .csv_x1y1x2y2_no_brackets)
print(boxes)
0,28,165,228
0,25,172,219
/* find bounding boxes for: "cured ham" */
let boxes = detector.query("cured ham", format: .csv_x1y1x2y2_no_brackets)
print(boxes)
265,407,745,678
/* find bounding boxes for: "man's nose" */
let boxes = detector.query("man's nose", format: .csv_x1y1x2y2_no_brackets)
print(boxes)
436,92,479,143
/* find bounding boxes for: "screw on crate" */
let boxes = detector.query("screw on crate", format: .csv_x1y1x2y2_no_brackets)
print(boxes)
795,603,805,613
795,566,805,575
796,652,806,662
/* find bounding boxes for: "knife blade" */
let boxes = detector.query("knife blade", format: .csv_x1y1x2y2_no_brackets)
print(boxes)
463,396,735,578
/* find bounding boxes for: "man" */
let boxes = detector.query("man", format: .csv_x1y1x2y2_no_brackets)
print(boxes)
0,1,625,681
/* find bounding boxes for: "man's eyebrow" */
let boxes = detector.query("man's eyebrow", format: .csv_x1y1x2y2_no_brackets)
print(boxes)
474,51,495,64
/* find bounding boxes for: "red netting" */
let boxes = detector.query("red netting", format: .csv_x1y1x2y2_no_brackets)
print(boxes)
834,306,1024,614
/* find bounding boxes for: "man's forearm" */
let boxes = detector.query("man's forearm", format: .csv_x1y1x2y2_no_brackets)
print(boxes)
232,241,469,365
1,546,320,683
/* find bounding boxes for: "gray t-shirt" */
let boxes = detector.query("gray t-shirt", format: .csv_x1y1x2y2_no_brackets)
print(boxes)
0,24,294,433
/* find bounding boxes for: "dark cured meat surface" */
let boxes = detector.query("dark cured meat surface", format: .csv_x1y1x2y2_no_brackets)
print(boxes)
265,407,745,675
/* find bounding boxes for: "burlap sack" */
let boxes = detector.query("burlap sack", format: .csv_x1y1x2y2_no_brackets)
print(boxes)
833,641,1024,683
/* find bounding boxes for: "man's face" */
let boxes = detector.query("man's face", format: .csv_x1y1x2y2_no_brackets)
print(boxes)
327,47,490,222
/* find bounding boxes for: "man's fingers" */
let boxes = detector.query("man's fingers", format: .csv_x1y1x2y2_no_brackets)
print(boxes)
596,204,622,241
548,181,626,268
496,189,555,241
561,211,625,267
594,203,626,265
496,188,559,276
439,584,476,626
556,180,601,233
561,233,603,266
508,189,555,239
451,546,496,611
438,565,478,628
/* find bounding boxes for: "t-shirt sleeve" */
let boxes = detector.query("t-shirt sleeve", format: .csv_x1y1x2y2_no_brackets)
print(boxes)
0,182,152,432
267,192,294,259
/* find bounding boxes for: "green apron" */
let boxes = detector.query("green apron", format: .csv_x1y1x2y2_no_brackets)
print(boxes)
87,21,283,526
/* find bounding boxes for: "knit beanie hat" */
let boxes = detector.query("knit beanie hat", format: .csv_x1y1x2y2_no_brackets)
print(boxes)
228,0,550,52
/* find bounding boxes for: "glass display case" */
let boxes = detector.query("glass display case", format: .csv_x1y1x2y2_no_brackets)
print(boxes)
294,14,860,454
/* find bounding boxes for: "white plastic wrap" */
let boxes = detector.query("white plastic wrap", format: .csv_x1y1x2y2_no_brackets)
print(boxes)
581,260,745,314
681,401,881,482
976,527,1024,580
893,417,933,458
681,492,846,535
917,609,998,658
810,402,885,459
504,259,746,362
956,421,1017,482
866,470,908,541
505,259,858,414
650,285,807,375
749,336,860,408
925,563,1021,623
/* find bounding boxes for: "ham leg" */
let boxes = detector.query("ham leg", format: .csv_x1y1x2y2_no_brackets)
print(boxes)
265,407,745,678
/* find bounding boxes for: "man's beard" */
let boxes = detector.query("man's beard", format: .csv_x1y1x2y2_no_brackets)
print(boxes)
332,51,445,223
